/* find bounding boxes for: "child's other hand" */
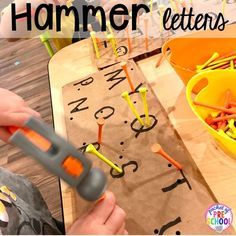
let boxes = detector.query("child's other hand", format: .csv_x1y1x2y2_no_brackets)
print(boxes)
0,88,40,142
68,191,128,235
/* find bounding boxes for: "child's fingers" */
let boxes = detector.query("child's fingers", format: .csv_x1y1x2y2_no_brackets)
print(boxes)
89,191,116,224
0,112,31,127
105,205,126,234
21,107,40,118
0,127,11,143
9,106,40,118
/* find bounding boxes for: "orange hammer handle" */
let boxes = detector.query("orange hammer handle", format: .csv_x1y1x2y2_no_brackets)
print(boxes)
8,126,51,152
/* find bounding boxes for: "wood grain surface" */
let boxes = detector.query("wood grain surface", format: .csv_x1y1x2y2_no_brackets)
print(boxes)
0,38,63,221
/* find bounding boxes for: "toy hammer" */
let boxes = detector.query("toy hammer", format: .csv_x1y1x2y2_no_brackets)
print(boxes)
8,117,107,202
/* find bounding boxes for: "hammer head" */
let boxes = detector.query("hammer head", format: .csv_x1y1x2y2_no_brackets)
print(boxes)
9,117,107,201
77,168,107,201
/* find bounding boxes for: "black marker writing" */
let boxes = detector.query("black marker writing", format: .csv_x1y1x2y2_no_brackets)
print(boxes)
116,46,128,56
78,142,100,153
94,106,115,119
73,77,94,87
129,83,143,95
162,170,192,192
68,98,89,114
99,40,108,48
154,217,182,235
110,161,138,178
131,115,158,138
104,69,126,90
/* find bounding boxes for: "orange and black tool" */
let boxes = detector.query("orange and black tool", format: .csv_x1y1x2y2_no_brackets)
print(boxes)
8,117,107,202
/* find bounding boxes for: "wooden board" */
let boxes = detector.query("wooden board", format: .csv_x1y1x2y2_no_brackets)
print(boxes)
62,59,234,234
0,38,63,221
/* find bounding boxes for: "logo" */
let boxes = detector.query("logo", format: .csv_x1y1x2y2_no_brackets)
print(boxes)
206,203,233,233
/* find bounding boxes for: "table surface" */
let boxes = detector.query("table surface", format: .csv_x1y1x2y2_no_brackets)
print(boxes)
48,38,236,231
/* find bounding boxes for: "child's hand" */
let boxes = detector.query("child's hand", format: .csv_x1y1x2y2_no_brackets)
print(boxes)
0,88,40,142
68,191,128,235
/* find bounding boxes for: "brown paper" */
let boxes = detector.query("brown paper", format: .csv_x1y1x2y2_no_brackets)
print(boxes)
62,60,234,234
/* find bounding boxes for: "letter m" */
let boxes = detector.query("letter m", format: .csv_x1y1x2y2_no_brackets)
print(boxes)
104,69,126,90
